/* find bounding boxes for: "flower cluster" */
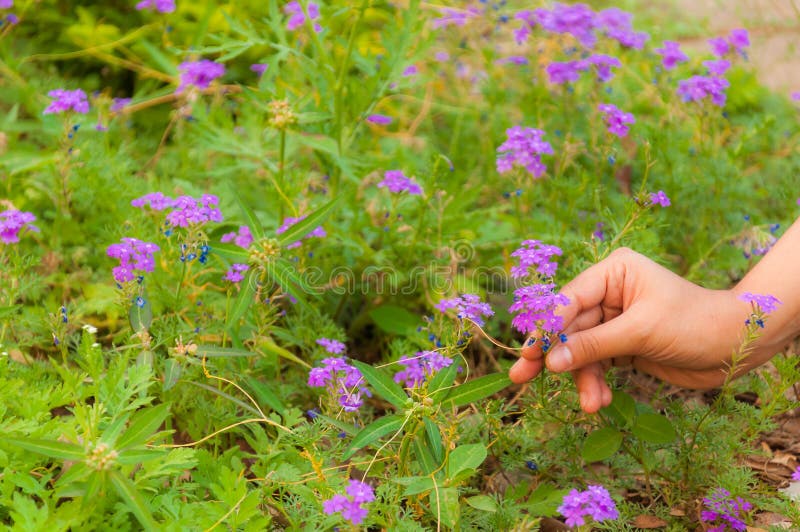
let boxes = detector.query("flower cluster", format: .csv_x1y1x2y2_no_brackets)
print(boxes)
545,55,625,84
106,238,160,284
366,113,392,125
43,89,90,115
510,239,563,278
496,126,554,179
708,28,750,58
704,59,731,76
649,190,671,207
132,192,224,228
135,0,175,13
317,338,346,354
792,466,800,481
732,226,777,258
176,60,225,93
521,4,647,49
598,103,635,137
221,225,253,249
436,293,494,327
393,351,453,388
700,488,752,532
377,170,423,195
558,485,619,528
223,263,249,283
432,7,480,29
509,240,569,337
677,75,730,107
739,292,781,315
308,357,370,412
322,479,375,526
250,63,268,76
284,1,321,32
0,210,38,244
111,97,131,112
276,215,327,249
654,41,689,70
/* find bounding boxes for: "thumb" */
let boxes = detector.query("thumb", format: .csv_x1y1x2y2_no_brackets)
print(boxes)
545,313,642,372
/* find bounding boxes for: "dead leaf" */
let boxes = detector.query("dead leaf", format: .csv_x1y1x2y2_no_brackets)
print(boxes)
632,514,668,528
669,508,686,517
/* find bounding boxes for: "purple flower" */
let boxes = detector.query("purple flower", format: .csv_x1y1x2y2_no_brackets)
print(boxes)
704,59,731,76
402,64,419,77
739,292,782,314
0,210,38,244
250,63,269,76
435,294,494,327
792,92,800,101
496,56,529,66
654,41,688,70
545,59,590,84
176,60,225,93
5,13,17,24
587,54,621,82
509,283,569,335
598,103,635,137
111,97,132,112
535,3,598,48
558,485,619,527
677,75,730,106
496,126,554,179
135,0,175,13
514,10,536,43
792,466,800,481
432,7,479,29
307,357,370,412
317,338,346,354
224,263,249,283
701,488,752,532
394,351,454,388
366,114,392,125
649,190,671,207
708,36,731,57
510,240,562,278
729,28,750,53
165,195,223,228
323,480,374,526
377,170,423,195
597,7,648,49
732,227,776,259
346,479,375,503
0,0,13,9
284,1,321,32
221,225,253,249
43,89,90,115
434,51,450,62
132,192,174,211
107,237,160,283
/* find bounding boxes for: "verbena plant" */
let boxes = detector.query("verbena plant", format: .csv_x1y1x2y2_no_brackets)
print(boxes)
0,0,799,529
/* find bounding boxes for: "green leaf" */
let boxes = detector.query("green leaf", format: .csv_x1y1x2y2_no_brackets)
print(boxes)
395,476,434,496
343,414,404,460
212,243,250,262
424,417,444,466
413,435,438,475
117,449,168,465
128,297,153,332
427,360,460,396
526,483,568,517
243,375,286,414
368,305,420,335
196,346,257,358
117,403,171,450
447,443,487,479
581,426,623,462
263,258,311,308
137,39,178,74
465,495,498,513
0,305,21,318
434,486,460,529
227,269,257,328
182,381,262,417
631,413,677,444
351,360,408,409
162,359,181,392
314,413,359,437
276,196,340,246
600,390,637,427
258,337,311,369
99,413,132,448
2,437,84,461
443,373,511,408
108,470,158,529
230,187,265,240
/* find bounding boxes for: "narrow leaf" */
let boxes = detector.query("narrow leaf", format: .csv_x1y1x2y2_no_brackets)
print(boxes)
424,417,444,466
117,449,168,465
243,375,287,414
182,381,261,417
230,187,265,240
196,346,256,358
108,470,158,529
212,243,250,262
343,414,404,460
2,437,85,461
413,435,438,475
351,360,408,410
427,361,460,396
581,426,623,462
117,403,171,450
226,268,257,328
443,373,511,408
162,359,181,392
276,196,340,246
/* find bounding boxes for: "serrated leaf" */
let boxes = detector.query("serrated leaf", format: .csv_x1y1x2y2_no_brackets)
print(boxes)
443,373,511,408
581,426,623,462
351,360,407,409
276,196,340,246
117,403,171,450
108,470,158,529
631,413,677,444
343,414,404,460
447,443,487,479
465,495,498,513
2,437,85,461
600,390,636,427
368,304,420,336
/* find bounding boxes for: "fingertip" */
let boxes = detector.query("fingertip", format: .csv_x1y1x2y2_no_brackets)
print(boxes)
600,383,612,408
509,358,542,384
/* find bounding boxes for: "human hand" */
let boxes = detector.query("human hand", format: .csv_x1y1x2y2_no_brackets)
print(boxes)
508,248,757,413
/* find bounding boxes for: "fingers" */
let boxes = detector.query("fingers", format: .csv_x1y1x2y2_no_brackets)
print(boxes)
546,311,642,373
509,357,543,384
573,363,613,413
520,306,604,361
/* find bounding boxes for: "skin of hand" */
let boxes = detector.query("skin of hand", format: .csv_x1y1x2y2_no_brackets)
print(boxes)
509,217,800,414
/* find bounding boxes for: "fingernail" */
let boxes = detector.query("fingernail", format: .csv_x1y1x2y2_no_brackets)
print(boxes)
547,346,572,372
